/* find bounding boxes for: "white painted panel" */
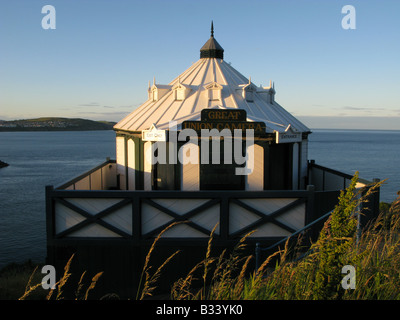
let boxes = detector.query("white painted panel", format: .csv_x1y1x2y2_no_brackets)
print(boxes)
147,199,219,235
102,204,132,235
55,202,85,234
181,143,199,191
275,203,305,230
116,136,126,190
116,136,125,173
229,201,296,237
229,202,260,234
239,198,298,215
161,223,208,238
141,203,173,234
248,224,292,238
143,141,152,191
245,144,264,191
56,199,132,237
151,199,208,215
127,139,136,190
292,142,299,190
68,224,121,238
66,198,123,215
91,169,102,190
74,176,90,190
103,163,117,190
190,204,220,235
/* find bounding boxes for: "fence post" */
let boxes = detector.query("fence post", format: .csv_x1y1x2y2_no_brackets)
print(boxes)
220,195,229,241
255,242,260,271
305,185,315,225
360,178,380,231
132,193,141,241
45,185,55,265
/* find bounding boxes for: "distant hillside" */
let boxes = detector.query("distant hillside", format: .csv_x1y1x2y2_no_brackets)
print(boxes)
0,117,117,131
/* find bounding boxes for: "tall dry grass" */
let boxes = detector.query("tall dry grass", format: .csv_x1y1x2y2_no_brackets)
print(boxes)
18,254,103,300
18,174,400,300
168,175,400,300
136,221,183,300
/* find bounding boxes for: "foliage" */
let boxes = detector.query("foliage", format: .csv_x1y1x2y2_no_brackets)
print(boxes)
15,174,400,300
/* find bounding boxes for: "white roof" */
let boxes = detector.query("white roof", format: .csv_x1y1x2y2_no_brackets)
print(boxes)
114,41,310,134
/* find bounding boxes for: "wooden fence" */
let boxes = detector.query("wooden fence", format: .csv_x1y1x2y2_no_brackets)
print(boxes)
45,159,380,298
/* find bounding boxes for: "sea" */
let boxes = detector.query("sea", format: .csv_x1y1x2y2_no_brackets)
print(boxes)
0,129,399,269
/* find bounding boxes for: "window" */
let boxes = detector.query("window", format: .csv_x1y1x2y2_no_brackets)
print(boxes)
175,89,185,101
205,82,223,101
151,142,180,190
173,82,191,101
200,140,244,190
209,88,221,101
243,90,253,102
152,89,158,102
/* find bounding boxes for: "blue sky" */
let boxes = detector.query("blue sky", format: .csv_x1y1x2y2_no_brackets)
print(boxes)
1,0,399,129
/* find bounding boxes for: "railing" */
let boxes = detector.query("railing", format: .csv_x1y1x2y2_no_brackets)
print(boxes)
308,160,372,192
255,209,333,270
46,186,318,244
56,158,117,191
254,163,381,269
47,159,380,249
45,159,381,298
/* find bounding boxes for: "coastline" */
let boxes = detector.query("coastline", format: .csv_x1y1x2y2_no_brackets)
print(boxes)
0,117,116,132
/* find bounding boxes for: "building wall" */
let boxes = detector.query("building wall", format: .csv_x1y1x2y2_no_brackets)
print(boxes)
115,132,309,192
116,136,126,190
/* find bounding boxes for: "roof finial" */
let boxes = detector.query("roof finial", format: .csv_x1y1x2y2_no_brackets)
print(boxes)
211,21,214,37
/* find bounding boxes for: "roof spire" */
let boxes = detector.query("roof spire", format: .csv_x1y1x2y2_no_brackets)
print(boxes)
200,21,224,59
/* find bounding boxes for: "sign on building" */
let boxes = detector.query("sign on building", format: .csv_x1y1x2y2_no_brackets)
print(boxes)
142,124,167,141
275,125,302,144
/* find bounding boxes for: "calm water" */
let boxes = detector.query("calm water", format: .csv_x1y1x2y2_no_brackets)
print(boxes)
308,129,400,202
0,131,115,268
0,129,399,268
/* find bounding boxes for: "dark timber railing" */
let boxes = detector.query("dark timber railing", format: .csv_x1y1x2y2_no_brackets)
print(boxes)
44,159,380,298
46,186,317,244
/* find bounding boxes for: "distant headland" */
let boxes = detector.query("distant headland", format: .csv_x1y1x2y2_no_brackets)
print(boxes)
0,117,116,132
0,160,9,168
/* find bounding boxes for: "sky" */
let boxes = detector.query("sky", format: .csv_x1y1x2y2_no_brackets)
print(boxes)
0,0,399,130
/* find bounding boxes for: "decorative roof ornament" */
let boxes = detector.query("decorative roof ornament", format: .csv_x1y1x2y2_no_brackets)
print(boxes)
200,21,224,59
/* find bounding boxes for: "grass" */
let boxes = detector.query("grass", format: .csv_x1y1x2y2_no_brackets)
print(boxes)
5,174,400,300
2,254,104,300
0,260,47,300
168,174,400,300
